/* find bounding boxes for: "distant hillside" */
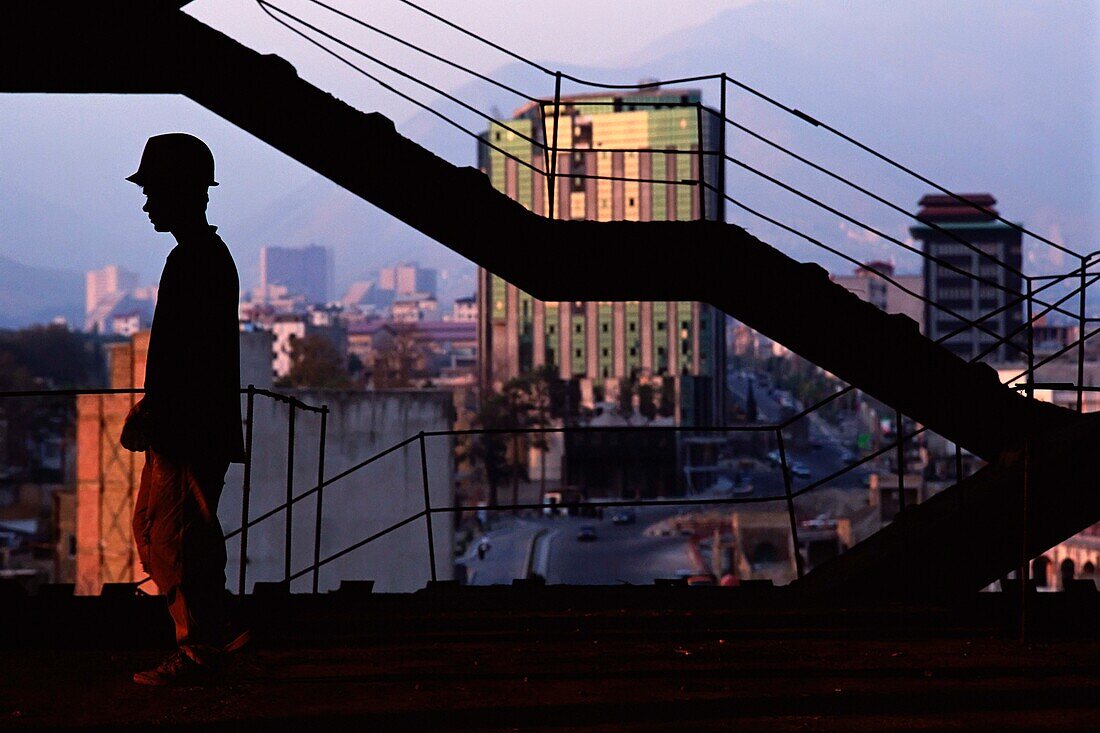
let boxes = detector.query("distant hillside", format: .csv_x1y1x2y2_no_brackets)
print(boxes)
0,255,83,328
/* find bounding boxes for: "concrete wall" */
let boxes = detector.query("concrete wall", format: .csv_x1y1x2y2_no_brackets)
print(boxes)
221,389,455,593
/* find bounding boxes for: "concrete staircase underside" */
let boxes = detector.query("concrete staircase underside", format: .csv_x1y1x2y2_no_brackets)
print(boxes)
3,2,1096,596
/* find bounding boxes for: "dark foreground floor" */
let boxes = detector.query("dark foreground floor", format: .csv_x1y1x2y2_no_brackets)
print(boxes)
2,587,1099,731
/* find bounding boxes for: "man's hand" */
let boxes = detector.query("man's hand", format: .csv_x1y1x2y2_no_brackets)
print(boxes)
120,398,153,452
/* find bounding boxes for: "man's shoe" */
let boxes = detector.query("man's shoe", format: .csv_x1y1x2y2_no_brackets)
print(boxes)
222,627,252,654
133,650,215,686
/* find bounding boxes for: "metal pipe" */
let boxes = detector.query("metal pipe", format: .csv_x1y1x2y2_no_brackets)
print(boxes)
419,432,438,583
1078,261,1087,412
97,395,105,587
955,442,963,484
1021,279,1035,639
776,428,804,579
312,405,328,594
284,402,296,586
238,385,255,596
718,74,727,220
896,410,906,515
696,103,706,221
548,71,562,221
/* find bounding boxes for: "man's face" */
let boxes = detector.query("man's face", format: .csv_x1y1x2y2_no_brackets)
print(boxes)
141,185,202,233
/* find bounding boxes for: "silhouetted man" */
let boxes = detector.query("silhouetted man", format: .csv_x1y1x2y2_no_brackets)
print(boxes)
120,133,246,685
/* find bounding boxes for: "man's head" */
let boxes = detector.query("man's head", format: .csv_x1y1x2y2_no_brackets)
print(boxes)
127,133,217,233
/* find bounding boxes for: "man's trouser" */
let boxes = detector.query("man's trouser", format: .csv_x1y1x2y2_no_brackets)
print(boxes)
133,449,229,662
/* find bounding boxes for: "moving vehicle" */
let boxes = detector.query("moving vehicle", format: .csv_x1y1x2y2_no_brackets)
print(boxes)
611,510,636,525
576,526,597,542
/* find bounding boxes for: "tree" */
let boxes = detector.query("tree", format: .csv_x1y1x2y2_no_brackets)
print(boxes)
745,381,759,423
658,376,677,418
277,334,354,389
468,392,515,508
638,383,657,422
617,376,635,421
511,366,555,504
373,332,426,388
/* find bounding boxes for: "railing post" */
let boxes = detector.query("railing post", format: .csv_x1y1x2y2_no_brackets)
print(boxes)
1026,277,1035,387
955,442,963,484
312,405,329,594
238,385,255,596
512,432,521,514
718,74,727,220
1021,277,1035,640
537,101,552,211
895,410,906,515
419,431,438,583
548,70,562,221
696,103,706,221
776,428,804,579
97,394,105,588
1078,258,1087,412
284,401,296,586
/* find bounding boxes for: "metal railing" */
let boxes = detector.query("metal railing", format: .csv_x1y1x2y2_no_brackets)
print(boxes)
223,260,1100,592
0,385,328,594
5,257,1098,595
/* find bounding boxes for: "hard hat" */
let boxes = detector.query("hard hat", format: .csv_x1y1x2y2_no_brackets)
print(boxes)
126,133,219,188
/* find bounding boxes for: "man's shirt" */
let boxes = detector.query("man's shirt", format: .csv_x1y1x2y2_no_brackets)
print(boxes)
144,226,245,463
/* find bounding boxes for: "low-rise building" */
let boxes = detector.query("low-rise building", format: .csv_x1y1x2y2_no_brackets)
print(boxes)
72,329,455,595
831,262,924,332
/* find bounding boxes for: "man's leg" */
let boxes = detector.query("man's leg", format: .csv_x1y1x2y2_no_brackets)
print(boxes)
134,451,228,684
132,455,155,580
175,458,230,662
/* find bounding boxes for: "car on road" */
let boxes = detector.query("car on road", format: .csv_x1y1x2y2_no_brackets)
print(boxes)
789,463,811,479
611,510,636,525
765,449,781,466
576,526,597,542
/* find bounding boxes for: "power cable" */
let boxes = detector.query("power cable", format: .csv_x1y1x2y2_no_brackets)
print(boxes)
283,0,539,103
258,1,692,188
259,2,1075,343
698,181,1022,350
721,153,1076,320
386,0,1077,258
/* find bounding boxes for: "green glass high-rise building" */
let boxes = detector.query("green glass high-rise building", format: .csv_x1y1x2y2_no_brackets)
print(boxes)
476,88,726,425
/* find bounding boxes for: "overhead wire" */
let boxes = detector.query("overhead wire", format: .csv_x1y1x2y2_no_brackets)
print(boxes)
719,151,1076,320
288,0,539,103
699,181,1025,350
388,0,1079,260
259,1,1079,337
257,1,695,188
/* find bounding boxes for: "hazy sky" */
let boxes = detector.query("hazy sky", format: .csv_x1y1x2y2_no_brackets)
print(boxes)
186,0,750,123
1,0,1096,325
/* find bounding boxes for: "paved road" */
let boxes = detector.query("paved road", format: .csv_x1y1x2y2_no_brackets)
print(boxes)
541,513,698,585
728,370,868,493
463,502,703,586
460,517,543,585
